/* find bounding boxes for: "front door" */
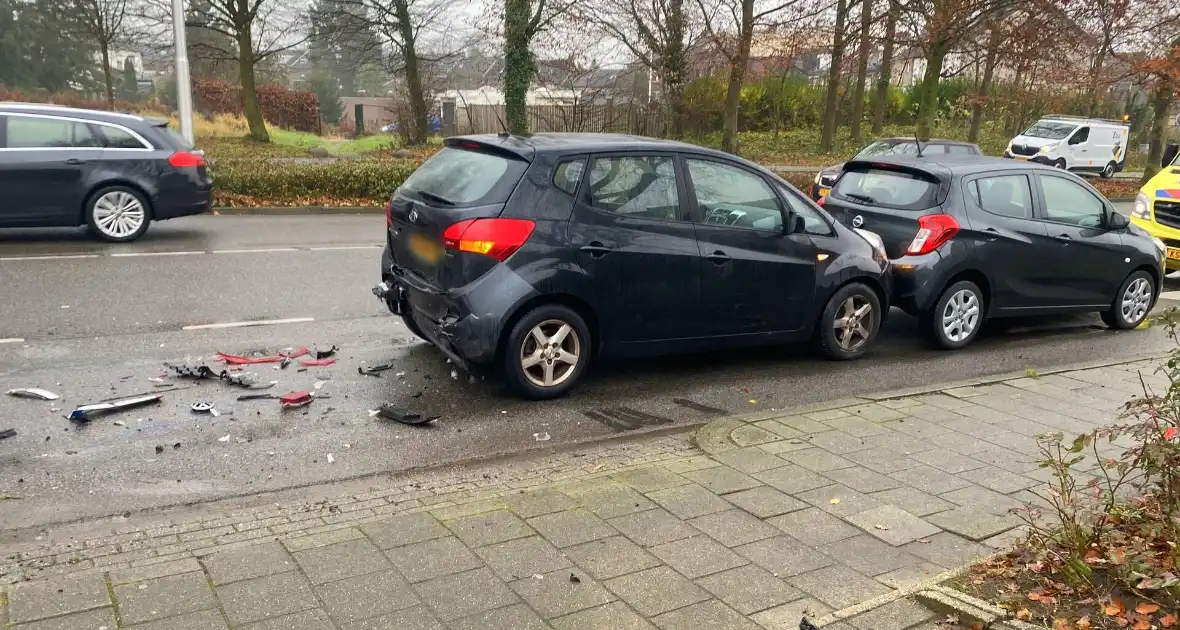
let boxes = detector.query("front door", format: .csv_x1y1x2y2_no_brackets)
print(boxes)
0,114,101,225
684,156,816,337
1066,126,1090,170
566,153,702,348
1033,173,1130,308
961,172,1052,312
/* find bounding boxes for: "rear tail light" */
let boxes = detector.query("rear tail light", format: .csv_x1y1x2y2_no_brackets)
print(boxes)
168,151,205,168
385,200,393,228
443,218,535,262
906,214,959,255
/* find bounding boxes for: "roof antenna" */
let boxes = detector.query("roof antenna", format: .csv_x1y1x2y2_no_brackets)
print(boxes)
914,132,925,158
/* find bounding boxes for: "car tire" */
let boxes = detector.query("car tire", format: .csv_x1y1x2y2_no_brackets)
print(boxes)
815,282,882,361
1101,270,1154,330
1100,161,1116,179
1053,159,1067,170
502,304,591,400
922,280,985,350
86,186,152,242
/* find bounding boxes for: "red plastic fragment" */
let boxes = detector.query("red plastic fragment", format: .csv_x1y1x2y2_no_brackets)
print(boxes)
215,352,282,365
299,358,336,367
279,391,313,408
281,347,310,359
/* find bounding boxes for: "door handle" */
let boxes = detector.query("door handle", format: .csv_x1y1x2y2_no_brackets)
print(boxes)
65,158,87,165
579,242,611,258
981,227,999,242
1054,233,1072,244
705,250,731,265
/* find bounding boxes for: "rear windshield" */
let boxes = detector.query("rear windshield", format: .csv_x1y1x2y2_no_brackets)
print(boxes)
831,168,940,210
855,141,920,158
1022,121,1076,140
400,146,526,206
151,123,193,150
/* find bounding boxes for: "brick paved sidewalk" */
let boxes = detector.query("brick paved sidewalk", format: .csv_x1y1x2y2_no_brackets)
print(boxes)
0,357,1165,630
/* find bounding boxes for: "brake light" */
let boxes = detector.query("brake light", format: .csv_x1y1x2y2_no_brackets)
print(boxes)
443,218,535,261
906,214,959,255
168,151,205,168
385,200,393,228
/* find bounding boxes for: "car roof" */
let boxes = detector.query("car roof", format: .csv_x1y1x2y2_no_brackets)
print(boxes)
876,137,977,147
448,133,742,162
843,155,1066,183
0,102,152,127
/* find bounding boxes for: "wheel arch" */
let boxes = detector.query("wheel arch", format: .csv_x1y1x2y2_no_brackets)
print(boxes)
495,293,600,365
937,269,993,316
80,180,156,226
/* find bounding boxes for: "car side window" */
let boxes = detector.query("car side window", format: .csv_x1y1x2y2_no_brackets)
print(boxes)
98,126,148,149
5,117,104,149
968,174,1034,219
586,155,681,220
687,158,783,231
1039,175,1105,228
777,184,835,236
1070,127,1089,144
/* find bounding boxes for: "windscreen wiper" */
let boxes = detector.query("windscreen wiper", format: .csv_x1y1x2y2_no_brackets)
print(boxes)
845,193,876,204
415,191,455,206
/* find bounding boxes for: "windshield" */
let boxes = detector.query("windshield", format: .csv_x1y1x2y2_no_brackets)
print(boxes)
855,141,920,158
1021,121,1077,140
832,168,940,210
400,146,527,206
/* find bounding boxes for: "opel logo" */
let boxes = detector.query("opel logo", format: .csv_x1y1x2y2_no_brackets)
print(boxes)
408,209,419,223
852,215,864,228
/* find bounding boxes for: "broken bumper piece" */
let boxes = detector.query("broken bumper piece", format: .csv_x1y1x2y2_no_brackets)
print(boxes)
70,394,163,423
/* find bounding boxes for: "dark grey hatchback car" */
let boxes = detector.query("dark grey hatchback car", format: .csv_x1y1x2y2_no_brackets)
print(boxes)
376,133,892,399
821,155,1164,349
0,103,212,241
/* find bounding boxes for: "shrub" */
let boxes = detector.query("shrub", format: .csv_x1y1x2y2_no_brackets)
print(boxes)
192,79,319,133
210,158,420,206
0,86,143,113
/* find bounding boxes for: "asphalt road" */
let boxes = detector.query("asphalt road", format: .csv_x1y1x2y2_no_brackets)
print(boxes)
1,207,1175,531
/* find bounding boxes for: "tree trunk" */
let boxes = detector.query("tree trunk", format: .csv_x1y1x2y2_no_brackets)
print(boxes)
871,0,895,134
662,0,687,138
237,27,270,142
968,21,1001,142
100,42,114,109
850,0,871,142
503,0,532,135
1143,80,1175,185
1085,38,1109,118
820,0,848,152
720,0,753,154
915,39,948,141
394,0,428,145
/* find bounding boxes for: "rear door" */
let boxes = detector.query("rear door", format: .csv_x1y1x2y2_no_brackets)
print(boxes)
1032,172,1129,307
960,172,1053,310
387,144,529,319
824,162,945,258
0,113,102,224
566,152,702,346
684,155,816,336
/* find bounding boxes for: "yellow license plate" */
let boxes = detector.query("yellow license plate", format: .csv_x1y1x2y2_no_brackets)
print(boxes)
1167,248,1180,261
408,233,442,264
818,187,830,197
1013,156,1028,161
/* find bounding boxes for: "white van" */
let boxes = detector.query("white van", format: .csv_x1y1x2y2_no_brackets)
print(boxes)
1004,115,1130,178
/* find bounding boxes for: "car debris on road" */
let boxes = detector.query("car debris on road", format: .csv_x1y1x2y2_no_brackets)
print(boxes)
69,394,163,423
376,403,437,426
279,391,313,409
358,363,394,377
6,388,61,401
0,428,16,440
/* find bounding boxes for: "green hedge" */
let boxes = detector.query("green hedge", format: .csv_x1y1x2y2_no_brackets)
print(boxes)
211,158,421,205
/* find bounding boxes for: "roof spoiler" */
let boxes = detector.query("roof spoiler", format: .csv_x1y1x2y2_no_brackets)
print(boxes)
444,136,534,162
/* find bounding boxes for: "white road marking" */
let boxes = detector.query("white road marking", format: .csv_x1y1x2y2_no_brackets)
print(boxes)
0,254,100,261
211,248,299,254
0,338,25,344
111,251,205,257
307,245,382,251
182,317,315,331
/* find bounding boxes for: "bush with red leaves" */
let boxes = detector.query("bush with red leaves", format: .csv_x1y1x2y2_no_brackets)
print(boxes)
192,79,318,132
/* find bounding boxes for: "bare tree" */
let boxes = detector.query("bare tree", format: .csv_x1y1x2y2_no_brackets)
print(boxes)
181,0,307,141
849,0,871,141
819,0,849,151
502,0,576,134
697,0,815,153
74,0,130,108
870,0,896,134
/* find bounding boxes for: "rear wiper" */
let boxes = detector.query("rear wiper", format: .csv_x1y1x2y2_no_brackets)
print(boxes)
845,193,876,204
415,191,455,206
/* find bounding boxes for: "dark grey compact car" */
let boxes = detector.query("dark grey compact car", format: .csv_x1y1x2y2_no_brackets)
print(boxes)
811,138,981,199
0,103,213,241
821,155,1164,349
376,133,893,399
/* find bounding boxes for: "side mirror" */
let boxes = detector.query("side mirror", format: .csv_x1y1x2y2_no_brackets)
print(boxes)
1164,143,1179,169
1106,209,1129,230
787,214,805,235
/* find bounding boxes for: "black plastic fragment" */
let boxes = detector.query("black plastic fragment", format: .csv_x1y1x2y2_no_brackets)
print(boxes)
315,346,338,359
377,403,437,425
0,428,16,440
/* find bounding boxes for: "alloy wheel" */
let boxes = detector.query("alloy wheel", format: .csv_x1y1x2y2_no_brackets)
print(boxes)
941,289,981,343
1121,277,1152,325
93,192,146,239
520,319,581,388
832,295,873,352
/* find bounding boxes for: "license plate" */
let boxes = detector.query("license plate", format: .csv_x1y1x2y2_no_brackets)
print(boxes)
408,233,442,264
1167,248,1180,261
1013,156,1028,161
818,187,830,197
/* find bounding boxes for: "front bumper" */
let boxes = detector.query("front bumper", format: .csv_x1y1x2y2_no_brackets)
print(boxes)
1002,153,1054,166
1131,213,1180,271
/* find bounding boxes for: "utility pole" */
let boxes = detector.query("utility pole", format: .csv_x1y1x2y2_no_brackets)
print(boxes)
171,0,195,144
